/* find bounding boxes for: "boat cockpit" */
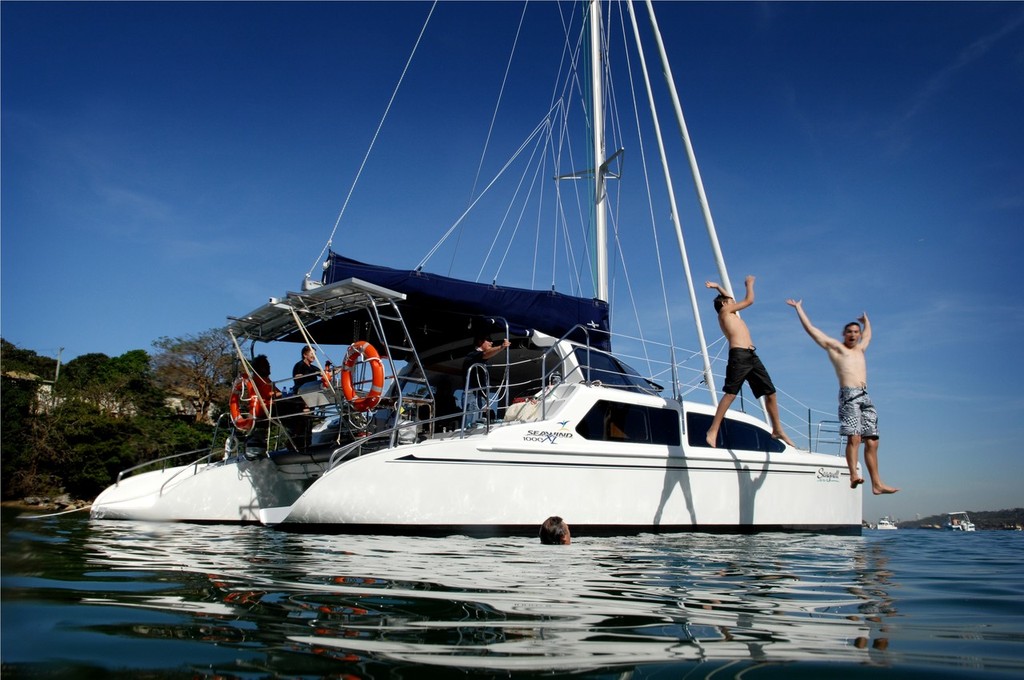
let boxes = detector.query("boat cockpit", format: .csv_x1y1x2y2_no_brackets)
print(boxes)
222,275,669,470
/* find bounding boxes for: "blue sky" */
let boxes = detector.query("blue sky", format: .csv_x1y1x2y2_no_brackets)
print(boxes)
3,2,1022,522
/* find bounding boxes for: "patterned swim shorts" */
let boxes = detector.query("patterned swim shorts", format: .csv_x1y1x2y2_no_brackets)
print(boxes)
838,387,878,438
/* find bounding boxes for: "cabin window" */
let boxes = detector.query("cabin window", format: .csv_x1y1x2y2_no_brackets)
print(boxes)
686,412,785,453
571,348,654,393
575,400,680,445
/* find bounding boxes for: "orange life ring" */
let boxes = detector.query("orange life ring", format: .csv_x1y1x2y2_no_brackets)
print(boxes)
228,375,273,432
229,377,261,432
340,340,384,411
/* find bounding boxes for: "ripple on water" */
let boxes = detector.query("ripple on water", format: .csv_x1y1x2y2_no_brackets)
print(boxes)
2,512,1023,677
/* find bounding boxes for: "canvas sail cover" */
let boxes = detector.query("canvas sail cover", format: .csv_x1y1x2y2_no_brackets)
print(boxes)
319,252,610,354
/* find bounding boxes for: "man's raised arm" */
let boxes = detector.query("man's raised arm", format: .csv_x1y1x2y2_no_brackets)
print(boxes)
786,299,838,350
858,312,871,350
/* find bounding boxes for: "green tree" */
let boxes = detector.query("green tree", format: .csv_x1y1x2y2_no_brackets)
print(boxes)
3,344,218,501
0,338,58,378
1,340,61,496
1,375,55,498
152,329,235,424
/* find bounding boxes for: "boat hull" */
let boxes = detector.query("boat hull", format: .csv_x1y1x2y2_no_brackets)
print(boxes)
944,512,976,531
90,456,307,523
275,421,862,535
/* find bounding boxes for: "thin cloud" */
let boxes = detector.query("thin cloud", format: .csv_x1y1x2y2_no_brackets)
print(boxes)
94,184,173,224
896,9,1024,127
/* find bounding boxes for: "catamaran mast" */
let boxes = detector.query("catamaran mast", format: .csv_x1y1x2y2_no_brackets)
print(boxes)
590,0,609,303
624,0,717,404
641,0,771,422
642,0,731,294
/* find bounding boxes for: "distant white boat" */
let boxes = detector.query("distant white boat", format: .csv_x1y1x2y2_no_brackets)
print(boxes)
945,511,976,531
876,517,898,530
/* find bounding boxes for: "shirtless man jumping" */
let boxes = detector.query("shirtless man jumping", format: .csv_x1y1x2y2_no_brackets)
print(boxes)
786,299,899,495
704,276,794,449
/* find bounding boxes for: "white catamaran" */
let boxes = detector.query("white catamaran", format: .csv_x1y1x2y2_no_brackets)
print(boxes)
91,1,861,534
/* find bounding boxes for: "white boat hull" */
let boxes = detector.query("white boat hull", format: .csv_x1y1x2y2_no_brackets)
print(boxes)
276,405,861,534
945,512,976,531
90,456,308,523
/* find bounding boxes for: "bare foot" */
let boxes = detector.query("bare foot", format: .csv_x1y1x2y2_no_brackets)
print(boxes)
850,478,864,489
873,485,900,495
772,431,796,448
705,431,718,448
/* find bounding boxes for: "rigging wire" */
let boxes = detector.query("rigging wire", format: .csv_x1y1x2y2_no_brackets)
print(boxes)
306,1,438,282
416,111,558,271
550,17,588,296
425,0,597,298
447,1,531,278
613,0,680,390
626,0,718,405
549,11,596,298
484,117,555,284
537,0,582,293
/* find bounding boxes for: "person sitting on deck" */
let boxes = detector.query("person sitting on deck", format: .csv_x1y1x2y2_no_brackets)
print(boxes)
292,345,321,393
247,353,306,450
461,335,510,428
250,355,281,403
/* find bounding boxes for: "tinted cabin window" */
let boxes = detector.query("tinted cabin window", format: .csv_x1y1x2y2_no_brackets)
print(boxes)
575,401,680,445
572,348,653,392
686,412,785,453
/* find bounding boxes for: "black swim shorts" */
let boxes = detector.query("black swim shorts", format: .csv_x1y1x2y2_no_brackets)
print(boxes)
722,347,776,399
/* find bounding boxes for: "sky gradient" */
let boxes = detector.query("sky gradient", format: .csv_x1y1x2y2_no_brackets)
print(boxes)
3,2,1023,522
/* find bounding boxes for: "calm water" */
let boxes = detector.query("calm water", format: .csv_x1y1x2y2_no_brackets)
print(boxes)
2,508,1023,679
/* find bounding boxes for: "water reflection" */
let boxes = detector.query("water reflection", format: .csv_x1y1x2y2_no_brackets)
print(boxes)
5,512,1021,677
67,521,885,672
848,542,898,659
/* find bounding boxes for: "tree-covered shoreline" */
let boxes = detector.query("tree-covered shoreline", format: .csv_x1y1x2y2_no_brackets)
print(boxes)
1,332,234,502
894,509,1024,531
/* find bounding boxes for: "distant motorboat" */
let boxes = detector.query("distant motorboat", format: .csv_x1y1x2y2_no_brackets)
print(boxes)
876,517,898,530
945,511,976,531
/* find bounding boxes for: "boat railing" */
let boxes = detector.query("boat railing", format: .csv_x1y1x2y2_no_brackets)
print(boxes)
112,411,237,485
245,373,380,453
379,322,844,450
461,363,491,433
595,324,846,455
389,321,688,442
458,323,650,433
460,336,576,434
114,446,219,485
513,327,847,456
326,418,421,468
813,419,844,455
321,353,566,457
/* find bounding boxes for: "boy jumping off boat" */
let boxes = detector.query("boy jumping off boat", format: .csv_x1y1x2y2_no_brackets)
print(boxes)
705,276,794,449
